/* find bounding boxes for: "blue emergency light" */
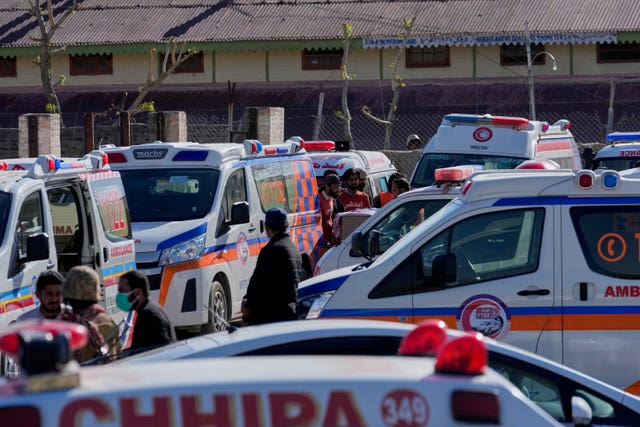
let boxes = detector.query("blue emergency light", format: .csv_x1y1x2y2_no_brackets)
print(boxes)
606,132,640,142
173,150,209,161
601,171,619,189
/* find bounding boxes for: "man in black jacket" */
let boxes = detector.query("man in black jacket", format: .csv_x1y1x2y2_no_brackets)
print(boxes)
117,270,176,351
242,207,304,325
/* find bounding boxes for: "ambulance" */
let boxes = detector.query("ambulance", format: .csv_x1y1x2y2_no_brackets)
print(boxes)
0,320,563,427
0,152,136,374
592,131,640,171
104,140,321,334
304,140,397,200
314,165,474,276
299,167,640,394
410,113,582,188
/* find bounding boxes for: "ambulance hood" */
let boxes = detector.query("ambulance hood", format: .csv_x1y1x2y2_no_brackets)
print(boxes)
132,220,207,253
298,264,362,298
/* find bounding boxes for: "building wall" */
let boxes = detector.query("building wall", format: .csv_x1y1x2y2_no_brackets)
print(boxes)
2,44,640,88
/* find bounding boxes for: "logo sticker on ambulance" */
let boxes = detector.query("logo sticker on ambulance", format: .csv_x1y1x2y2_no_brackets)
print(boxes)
237,233,250,266
457,294,511,341
473,127,493,142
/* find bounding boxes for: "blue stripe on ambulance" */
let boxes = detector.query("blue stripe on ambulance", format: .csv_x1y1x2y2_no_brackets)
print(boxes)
102,261,137,278
494,196,640,206
156,223,208,251
0,285,31,301
298,276,349,298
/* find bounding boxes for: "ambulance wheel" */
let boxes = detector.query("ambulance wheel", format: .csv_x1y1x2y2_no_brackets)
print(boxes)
202,281,228,334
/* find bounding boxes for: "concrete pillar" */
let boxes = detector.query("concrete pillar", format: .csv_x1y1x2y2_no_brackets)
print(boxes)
18,113,61,157
243,107,284,145
148,111,188,143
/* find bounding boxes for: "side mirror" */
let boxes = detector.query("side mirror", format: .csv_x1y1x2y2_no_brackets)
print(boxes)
230,201,250,225
351,232,367,257
368,230,381,256
430,253,457,286
571,396,592,426
25,233,49,262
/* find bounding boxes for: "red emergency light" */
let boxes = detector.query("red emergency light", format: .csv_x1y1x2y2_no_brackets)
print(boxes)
107,152,127,163
515,159,560,170
398,319,448,356
302,140,335,151
576,170,595,189
435,332,487,375
434,165,480,182
0,162,8,171
0,320,88,356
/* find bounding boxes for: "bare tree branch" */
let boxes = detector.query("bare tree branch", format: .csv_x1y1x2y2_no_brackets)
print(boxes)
127,38,195,113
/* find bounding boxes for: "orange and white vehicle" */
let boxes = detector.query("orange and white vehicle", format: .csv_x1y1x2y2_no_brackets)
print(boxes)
0,320,563,427
0,152,136,373
304,140,397,201
410,113,582,188
104,140,321,333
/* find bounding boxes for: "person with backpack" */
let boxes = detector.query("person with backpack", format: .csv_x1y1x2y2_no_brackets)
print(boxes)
61,265,121,363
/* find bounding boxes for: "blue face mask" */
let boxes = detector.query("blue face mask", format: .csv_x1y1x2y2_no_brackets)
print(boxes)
116,292,135,312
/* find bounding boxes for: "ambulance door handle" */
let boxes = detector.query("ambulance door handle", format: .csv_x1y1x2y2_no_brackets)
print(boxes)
517,288,550,296
46,261,55,270
248,224,257,233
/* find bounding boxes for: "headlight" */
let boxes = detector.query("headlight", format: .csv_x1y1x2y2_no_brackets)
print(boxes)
297,291,335,319
159,234,205,266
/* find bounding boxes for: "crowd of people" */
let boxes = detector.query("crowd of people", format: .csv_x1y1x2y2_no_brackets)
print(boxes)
14,136,422,360
16,265,176,364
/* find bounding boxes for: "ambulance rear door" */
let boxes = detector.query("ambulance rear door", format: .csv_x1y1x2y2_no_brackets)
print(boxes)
561,201,640,393
402,202,559,358
79,170,135,325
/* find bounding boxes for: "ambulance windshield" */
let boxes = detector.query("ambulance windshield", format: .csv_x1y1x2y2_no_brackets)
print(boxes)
592,157,640,171
0,191,10,243
412,153,526,187
118,168,219,222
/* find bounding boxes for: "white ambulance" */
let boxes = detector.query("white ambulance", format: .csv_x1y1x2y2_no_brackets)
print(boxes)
304,140,397,200
314,165,474,276
0,320,563,427
104,140,321,333
0,152,136,372
592,131,640,171
410,113,582,188
299,167,640,394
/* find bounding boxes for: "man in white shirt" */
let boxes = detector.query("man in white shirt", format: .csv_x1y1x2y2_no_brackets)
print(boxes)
17,271,65,321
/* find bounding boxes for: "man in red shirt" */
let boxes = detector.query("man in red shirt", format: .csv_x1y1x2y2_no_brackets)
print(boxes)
339,168,371,211
318,173,343,248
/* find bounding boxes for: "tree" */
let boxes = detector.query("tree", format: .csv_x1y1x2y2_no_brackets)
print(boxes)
126,38,195,114
362,17,416,150
335,23,355,148
28,0,78,119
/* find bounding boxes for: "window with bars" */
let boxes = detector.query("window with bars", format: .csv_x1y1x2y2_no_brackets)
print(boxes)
500,44,546,66
302,48,343,70
406,46,450,68
70,54,113,76
0,56,17,77
597,42,640,63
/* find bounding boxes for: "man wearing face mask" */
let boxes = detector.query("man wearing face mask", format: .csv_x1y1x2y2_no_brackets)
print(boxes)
117,270,176,351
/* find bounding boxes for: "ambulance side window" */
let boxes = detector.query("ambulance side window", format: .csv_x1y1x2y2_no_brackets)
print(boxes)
16,191,45,259
221,169,247,223
571,206,640,279
370,208,544,299
250,162,291,213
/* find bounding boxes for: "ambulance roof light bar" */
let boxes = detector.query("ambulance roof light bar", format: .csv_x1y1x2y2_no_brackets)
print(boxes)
444,114,529,127
398,318,488,376
606,132,640,145
301,140,336,152
552,119,571,131
26,151,108,178
434,165,482,183
243,139,303,157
